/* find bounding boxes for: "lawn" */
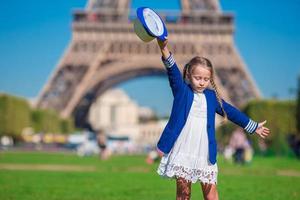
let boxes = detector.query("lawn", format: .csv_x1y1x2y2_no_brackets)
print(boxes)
0,151,300,200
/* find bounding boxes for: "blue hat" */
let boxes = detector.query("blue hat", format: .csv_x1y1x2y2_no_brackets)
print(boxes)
134,7,168,42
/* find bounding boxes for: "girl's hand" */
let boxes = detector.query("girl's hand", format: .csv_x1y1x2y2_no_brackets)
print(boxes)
156,148,165,157
157,38,168,50
255,120,270,139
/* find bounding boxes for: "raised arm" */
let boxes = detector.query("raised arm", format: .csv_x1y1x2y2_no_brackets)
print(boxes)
156,39,185,96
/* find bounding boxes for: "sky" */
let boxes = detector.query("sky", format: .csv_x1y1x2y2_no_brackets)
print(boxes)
0,0,299,116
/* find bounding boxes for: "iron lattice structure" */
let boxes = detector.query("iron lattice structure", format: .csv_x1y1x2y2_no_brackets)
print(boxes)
37,0,260,127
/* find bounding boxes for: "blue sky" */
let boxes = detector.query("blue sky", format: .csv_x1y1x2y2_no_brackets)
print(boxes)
0,0,299,116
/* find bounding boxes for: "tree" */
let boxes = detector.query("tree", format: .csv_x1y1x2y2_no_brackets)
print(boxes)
31,109,61,133
0,93,75,140
296,75,300,134
241,100,295,156
0,94,31,139
60,118,75,134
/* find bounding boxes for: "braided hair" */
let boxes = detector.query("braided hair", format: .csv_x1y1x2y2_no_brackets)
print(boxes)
183,56,228,122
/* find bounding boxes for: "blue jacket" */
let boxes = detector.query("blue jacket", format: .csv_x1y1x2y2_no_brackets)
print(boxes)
157,54,258,164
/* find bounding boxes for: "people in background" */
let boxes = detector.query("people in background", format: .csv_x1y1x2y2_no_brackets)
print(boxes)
97,129,110,160
228,127,253,164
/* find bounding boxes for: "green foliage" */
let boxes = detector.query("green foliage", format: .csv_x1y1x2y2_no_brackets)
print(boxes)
244,100,296,156
31,108,75,134
0,93,75,138
0,94,31,138
31,109,61,133
60,118,75,134
31,108,76,134
217,100,296,156
296,76,300,133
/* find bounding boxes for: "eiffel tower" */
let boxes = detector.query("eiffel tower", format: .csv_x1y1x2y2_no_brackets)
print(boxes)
36,0,260,127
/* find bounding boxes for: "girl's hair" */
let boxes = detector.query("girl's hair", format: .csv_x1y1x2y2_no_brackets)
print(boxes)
183,56,228,121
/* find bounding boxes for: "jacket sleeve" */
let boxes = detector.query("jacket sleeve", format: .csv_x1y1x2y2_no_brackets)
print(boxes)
216,99,258,134
161,53,184,96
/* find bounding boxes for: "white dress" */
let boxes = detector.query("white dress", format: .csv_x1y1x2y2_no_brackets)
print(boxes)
157,92,218,184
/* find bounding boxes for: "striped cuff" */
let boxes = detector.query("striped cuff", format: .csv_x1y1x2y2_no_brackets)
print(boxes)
244,119,258,134
162,53,175,68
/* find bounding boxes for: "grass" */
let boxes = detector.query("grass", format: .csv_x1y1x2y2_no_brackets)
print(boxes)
0,151,300,200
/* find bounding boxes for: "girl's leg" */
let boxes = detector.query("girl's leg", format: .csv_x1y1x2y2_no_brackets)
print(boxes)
200,183,219,200
176,177,192,200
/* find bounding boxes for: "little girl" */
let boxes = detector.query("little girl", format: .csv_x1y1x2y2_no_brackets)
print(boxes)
155,39,269,200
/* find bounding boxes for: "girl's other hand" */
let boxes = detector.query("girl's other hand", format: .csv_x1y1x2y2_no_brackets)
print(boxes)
255,120,270,139
156,148,165,157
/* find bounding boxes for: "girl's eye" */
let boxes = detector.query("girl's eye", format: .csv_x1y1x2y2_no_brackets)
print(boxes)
204,78,209,81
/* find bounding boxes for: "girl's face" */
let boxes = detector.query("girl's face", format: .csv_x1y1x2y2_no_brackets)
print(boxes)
187,65,211,93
